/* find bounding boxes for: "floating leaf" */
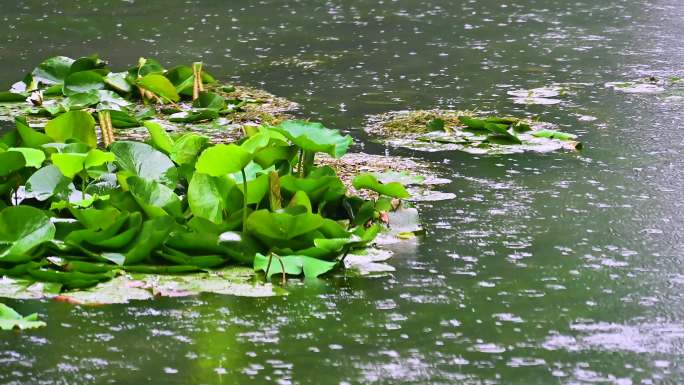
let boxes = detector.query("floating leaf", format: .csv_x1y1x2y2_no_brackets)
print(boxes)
188,173,237,224
272,120,352,158
192,92,226,110
170,133,209,165
104,72,132,93
352,173,409,198
109,141,177,185
15,117,52,148
127,176,183,218
246,208,324,242
0,206,55,263
0,303,46,330
63,70,105,96
51,153,86,178
0,151,26,177
44,110,97,148
25,165,72,201
136,74,180,103
32,56,74,85
254,253,337,278
143,121,174,154
195,144,252,176
168,109,219,123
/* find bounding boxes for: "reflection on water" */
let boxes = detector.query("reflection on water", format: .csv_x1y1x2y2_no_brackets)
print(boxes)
2,0,684,383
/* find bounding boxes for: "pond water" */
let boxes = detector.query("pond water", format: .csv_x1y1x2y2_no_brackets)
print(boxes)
2,0,684,383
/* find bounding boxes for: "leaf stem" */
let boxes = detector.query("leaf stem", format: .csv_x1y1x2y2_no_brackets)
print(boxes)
241,168,248,233
298,148,304,177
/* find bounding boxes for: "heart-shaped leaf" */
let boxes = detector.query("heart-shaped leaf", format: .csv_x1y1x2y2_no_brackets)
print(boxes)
271,120,352,158
44,110,97,148
195,144,252,176
0,206,55,263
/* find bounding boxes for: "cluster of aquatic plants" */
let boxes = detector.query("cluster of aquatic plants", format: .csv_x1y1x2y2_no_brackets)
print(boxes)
0,55,412,294
366,109,582,155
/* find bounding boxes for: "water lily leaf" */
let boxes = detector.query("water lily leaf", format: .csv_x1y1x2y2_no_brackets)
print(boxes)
51,152,86,178
170,133,209,165
241,131,271,154
272,120,352,158
427,118,445,131
44,110,97,148
136,74,180,103
69,54,105,74
165,65,217,96
0,92,28,102
104,72,132,93
352,173,409,198
288,190,313,212
106,110,140,129
0,206,55,263
254,253,337,278
279,167,347,204
192,92,226,110
63,70,105,96
531,129,577,141
25,165,72,201
124,216,175,265
109,141,177,186
127,176,183,218
143,121,174,154
0,303,46,330
84,149,115,169
236,172,269,205
0,151,26,177
96,90,130,108
61,92,101,110
168,109,219,123
69,206,121,230
15,117,52,148
246,208,324,242
188,173,237,224
32,56,74,85
372,171,425,186
343,248,395,276
195,144,252,176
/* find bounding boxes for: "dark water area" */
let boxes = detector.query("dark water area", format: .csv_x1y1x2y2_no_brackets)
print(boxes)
1,0,684,383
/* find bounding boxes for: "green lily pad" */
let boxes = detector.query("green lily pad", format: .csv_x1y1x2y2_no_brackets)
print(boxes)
0,206,56,263
44,110,97,148
271,120,352,158
0,303,46,330
254,253,337,279
366,110,582,155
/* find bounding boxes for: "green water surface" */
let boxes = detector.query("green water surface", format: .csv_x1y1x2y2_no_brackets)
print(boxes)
1,0,683,383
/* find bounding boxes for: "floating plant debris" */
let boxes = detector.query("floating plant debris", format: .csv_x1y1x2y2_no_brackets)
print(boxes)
366,109,582,155
0,55,421,301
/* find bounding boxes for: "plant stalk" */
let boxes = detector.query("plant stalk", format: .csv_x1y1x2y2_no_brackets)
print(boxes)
241,168,248,233
192,62,204,101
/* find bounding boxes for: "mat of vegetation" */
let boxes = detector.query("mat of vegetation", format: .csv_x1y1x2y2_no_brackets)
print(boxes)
0,55,421,306
365,109,583,155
